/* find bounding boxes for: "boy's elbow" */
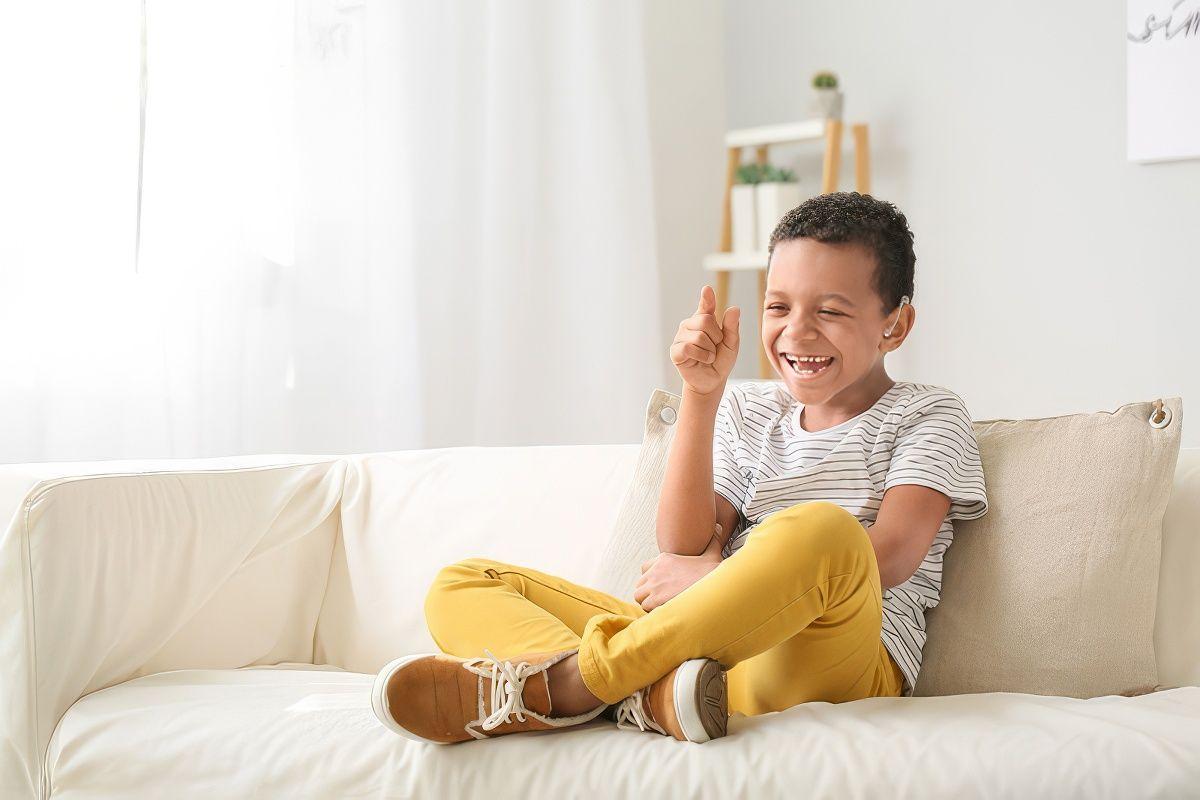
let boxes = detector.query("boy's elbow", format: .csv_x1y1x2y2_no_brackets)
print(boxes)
877,553,919,590
878,564,901,590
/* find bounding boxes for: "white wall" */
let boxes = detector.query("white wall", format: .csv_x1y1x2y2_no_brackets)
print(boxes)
721,0,1199,445
644,0,728,394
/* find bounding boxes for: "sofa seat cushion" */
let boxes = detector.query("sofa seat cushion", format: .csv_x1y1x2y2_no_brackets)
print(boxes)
47,667,1200,797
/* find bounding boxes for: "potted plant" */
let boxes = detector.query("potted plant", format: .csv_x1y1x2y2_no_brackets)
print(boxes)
753,164,801,251
812,71,843,119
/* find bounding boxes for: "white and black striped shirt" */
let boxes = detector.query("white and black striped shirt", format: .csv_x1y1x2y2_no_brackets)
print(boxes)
713,379,988,696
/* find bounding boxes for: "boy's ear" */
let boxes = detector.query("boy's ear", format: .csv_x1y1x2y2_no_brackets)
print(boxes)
882,303,915,351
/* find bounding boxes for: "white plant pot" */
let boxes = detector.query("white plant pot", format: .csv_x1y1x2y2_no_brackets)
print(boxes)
755,182,802,251
813,87,843,119
731,184,758,253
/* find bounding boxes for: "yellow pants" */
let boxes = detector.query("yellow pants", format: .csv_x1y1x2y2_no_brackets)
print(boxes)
424,500,905,717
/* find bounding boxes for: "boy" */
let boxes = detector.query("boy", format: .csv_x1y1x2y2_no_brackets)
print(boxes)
371,192,989,744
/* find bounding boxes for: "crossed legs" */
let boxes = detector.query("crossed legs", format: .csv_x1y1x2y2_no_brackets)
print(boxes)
424,500,905,718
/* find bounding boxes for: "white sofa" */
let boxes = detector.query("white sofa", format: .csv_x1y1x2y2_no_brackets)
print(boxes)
1,444,1198,799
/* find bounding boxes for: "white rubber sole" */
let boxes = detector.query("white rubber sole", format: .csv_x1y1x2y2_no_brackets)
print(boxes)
370,653,447,745
672,658,727,743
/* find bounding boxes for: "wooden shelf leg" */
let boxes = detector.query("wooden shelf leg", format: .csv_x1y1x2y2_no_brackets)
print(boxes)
853,123,870,195
821,119,843,194
719,147,740,252
715,270,730,318
757,268,771,378
716,146,739,364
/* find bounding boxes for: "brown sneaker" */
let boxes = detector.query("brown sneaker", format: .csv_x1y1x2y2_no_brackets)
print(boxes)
613,658,728,743
371,648,608,744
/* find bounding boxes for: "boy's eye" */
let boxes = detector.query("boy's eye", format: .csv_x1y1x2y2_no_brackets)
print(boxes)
765,305,842,316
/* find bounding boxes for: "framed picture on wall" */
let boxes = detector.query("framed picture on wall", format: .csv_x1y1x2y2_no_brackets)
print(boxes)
1127,0,1200,162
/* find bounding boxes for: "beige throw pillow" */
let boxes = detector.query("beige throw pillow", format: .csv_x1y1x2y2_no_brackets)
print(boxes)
595,388,683,602
915,396,1182,698
597,386,1183,699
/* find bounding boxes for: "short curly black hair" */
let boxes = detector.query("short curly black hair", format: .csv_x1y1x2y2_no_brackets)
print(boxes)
767,191,915,314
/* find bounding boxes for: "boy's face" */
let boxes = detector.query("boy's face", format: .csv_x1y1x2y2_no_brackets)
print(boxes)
762,237,907,404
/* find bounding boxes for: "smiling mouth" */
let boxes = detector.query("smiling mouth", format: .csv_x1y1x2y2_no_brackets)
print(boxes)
781,354,835,378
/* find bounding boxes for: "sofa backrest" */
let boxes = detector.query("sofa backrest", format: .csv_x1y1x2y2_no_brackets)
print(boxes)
308,443,1200,684
1158,447,1200,688
0,455,344,800
311,445,641,673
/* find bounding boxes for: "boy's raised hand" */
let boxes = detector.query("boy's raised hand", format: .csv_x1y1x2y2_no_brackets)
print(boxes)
671,285,740,397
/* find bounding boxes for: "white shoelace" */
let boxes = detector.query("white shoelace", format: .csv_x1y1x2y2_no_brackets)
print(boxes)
614,687,668,735
461,648,543,735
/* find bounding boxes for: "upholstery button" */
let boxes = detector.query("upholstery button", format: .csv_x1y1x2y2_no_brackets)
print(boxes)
659,406,678,425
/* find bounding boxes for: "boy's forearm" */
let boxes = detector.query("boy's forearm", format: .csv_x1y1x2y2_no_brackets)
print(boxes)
655,385,723,556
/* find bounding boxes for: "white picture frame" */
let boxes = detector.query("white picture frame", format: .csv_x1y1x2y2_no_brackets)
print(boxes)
1127,0,1200,163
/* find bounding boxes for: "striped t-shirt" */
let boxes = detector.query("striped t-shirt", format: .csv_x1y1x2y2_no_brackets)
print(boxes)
712,379,989,696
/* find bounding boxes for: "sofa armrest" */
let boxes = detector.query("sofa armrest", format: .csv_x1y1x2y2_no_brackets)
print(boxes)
0,455,344,799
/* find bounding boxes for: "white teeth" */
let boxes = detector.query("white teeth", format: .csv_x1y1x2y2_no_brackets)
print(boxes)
783,354,831,375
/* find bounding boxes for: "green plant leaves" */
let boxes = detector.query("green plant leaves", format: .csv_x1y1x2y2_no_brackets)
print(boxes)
734,163,797,185
812,71,838,89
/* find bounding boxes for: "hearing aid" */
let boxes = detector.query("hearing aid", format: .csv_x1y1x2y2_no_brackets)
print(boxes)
883,295,910,338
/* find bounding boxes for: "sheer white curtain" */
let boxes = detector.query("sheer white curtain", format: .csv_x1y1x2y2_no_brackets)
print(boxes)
0,0,664,463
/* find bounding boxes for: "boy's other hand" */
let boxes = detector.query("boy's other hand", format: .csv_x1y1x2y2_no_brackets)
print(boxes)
671,284,739,397
634,546,722,612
